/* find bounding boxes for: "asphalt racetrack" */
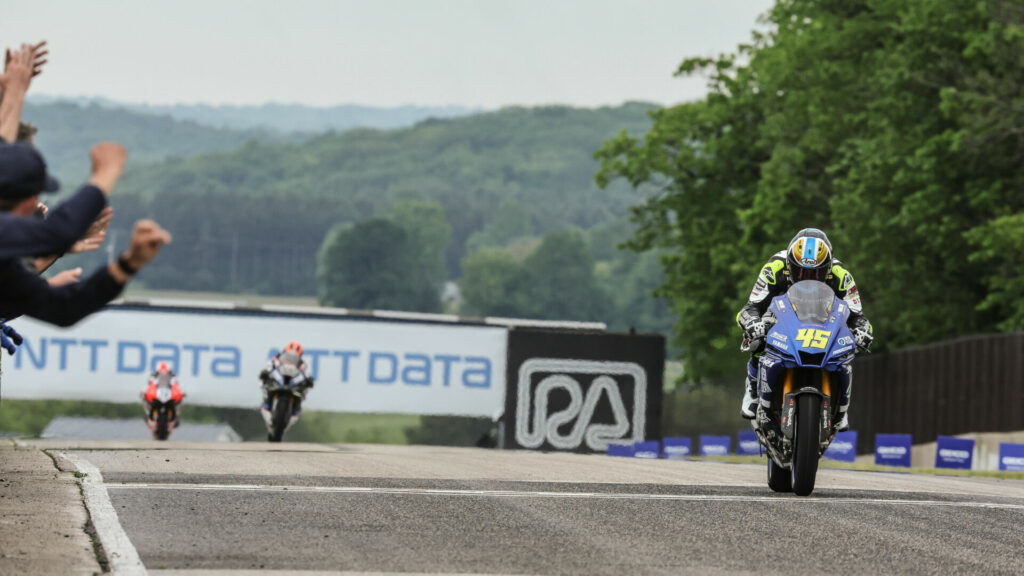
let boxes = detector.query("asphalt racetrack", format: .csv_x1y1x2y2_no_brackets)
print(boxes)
27,440,1024,575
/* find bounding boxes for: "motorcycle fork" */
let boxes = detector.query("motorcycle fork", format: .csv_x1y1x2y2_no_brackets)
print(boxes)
780,369,834,450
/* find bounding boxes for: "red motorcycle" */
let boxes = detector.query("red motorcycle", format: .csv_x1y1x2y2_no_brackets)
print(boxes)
142,362,185,440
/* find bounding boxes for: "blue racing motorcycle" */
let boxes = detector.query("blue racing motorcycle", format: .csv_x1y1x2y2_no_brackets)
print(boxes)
749,280,858,496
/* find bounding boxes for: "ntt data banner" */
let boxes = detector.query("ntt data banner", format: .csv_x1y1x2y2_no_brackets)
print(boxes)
4,306,507,417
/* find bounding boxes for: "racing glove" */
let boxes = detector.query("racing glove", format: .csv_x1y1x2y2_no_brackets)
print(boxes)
743,318,769,341
852,319,874,350
0,321,23,356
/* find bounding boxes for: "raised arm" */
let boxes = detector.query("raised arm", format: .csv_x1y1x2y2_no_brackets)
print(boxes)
0,42,47,143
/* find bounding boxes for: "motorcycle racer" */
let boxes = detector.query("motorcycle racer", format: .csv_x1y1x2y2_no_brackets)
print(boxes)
736,228,873,431
142,361,185,429
259,340,314,415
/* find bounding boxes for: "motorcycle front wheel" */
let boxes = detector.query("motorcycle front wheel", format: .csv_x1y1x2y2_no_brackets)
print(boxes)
269,395,292,443
791,394,822,496
155,408,169,441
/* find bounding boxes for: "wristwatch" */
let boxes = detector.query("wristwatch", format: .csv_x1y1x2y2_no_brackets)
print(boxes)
116,255,138,276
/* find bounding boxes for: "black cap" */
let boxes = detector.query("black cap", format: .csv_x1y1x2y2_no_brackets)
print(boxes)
0,142,60,201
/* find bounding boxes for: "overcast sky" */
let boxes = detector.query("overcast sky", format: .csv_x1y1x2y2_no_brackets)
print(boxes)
2,0,772,109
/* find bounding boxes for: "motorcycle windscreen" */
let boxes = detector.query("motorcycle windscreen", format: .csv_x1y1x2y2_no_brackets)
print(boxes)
786,280,834,324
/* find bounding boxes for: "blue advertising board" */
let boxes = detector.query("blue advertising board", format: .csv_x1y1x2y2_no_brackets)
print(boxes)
823,431,858,462
875,434,912,467
935,436,974,470
607,443,635,457
662,437,692,459
736,430,760,456
699,435,731,457
999,443,1024,471
633,441,660,459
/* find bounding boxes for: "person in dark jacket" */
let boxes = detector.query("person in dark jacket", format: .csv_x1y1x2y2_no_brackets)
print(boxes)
0,141,171,327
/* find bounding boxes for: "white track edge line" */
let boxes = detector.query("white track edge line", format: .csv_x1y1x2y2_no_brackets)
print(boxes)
61,453,148,576
104,482,1024,511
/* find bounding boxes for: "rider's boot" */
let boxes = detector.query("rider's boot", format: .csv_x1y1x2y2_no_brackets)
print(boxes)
740,370,758,420
835,364,852,431
836,412,850,432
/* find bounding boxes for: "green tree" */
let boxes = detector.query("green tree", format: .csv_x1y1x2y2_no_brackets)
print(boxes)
596,0,1024,382
520,229,611,322
459,248,528,317
465,197,535,253
388,200,452,312
316,219,423,311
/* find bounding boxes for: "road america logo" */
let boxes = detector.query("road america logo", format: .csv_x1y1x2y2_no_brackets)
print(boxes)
514,358,646,451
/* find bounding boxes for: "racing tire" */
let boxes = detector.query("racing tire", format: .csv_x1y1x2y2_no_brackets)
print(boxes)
269,395,291,443
767,457,792,493
791,394,822,496
155,408,169,441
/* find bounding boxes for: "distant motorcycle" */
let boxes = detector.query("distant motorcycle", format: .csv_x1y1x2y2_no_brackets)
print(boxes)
260,355,310,442
143,367,185,441
748,280,859,496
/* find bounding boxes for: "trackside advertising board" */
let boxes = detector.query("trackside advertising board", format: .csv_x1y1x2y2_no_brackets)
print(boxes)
999,444,1024,472
736,430,760,456
875,434,912,467
662,437,692,459
823,431,858,462
5,306,507,417
633,441,660,459
699,435,730,456
934,436,974,470
503,328,664,453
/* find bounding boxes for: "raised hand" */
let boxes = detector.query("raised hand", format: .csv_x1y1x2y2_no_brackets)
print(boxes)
69,207,114,253
124,219,172,270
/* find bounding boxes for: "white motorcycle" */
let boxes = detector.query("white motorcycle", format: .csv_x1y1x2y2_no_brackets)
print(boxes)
260,356,310,442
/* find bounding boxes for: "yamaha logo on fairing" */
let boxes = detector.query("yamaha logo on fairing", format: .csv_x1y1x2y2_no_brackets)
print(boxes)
514,358,646,452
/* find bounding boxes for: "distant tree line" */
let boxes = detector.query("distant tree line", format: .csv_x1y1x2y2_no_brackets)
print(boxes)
40,103,671,335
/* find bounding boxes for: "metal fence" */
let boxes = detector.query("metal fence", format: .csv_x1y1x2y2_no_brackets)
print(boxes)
853,332,1024,454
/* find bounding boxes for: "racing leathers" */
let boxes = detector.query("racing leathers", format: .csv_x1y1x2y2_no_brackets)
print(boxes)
736,251,873,428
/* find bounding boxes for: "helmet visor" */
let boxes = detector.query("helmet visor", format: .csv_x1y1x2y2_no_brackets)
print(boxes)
792,265,829,282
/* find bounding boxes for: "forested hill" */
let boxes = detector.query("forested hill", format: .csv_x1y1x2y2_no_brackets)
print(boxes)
91,103,657,297
23,101,286,186
29,96,478,133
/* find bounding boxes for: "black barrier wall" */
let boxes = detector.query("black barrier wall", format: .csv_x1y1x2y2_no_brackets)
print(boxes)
502,328,664,453
853,332,1024,454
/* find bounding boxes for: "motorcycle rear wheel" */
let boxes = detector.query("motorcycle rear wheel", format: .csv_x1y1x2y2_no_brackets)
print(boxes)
791,394,822,496
269,395,292,443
